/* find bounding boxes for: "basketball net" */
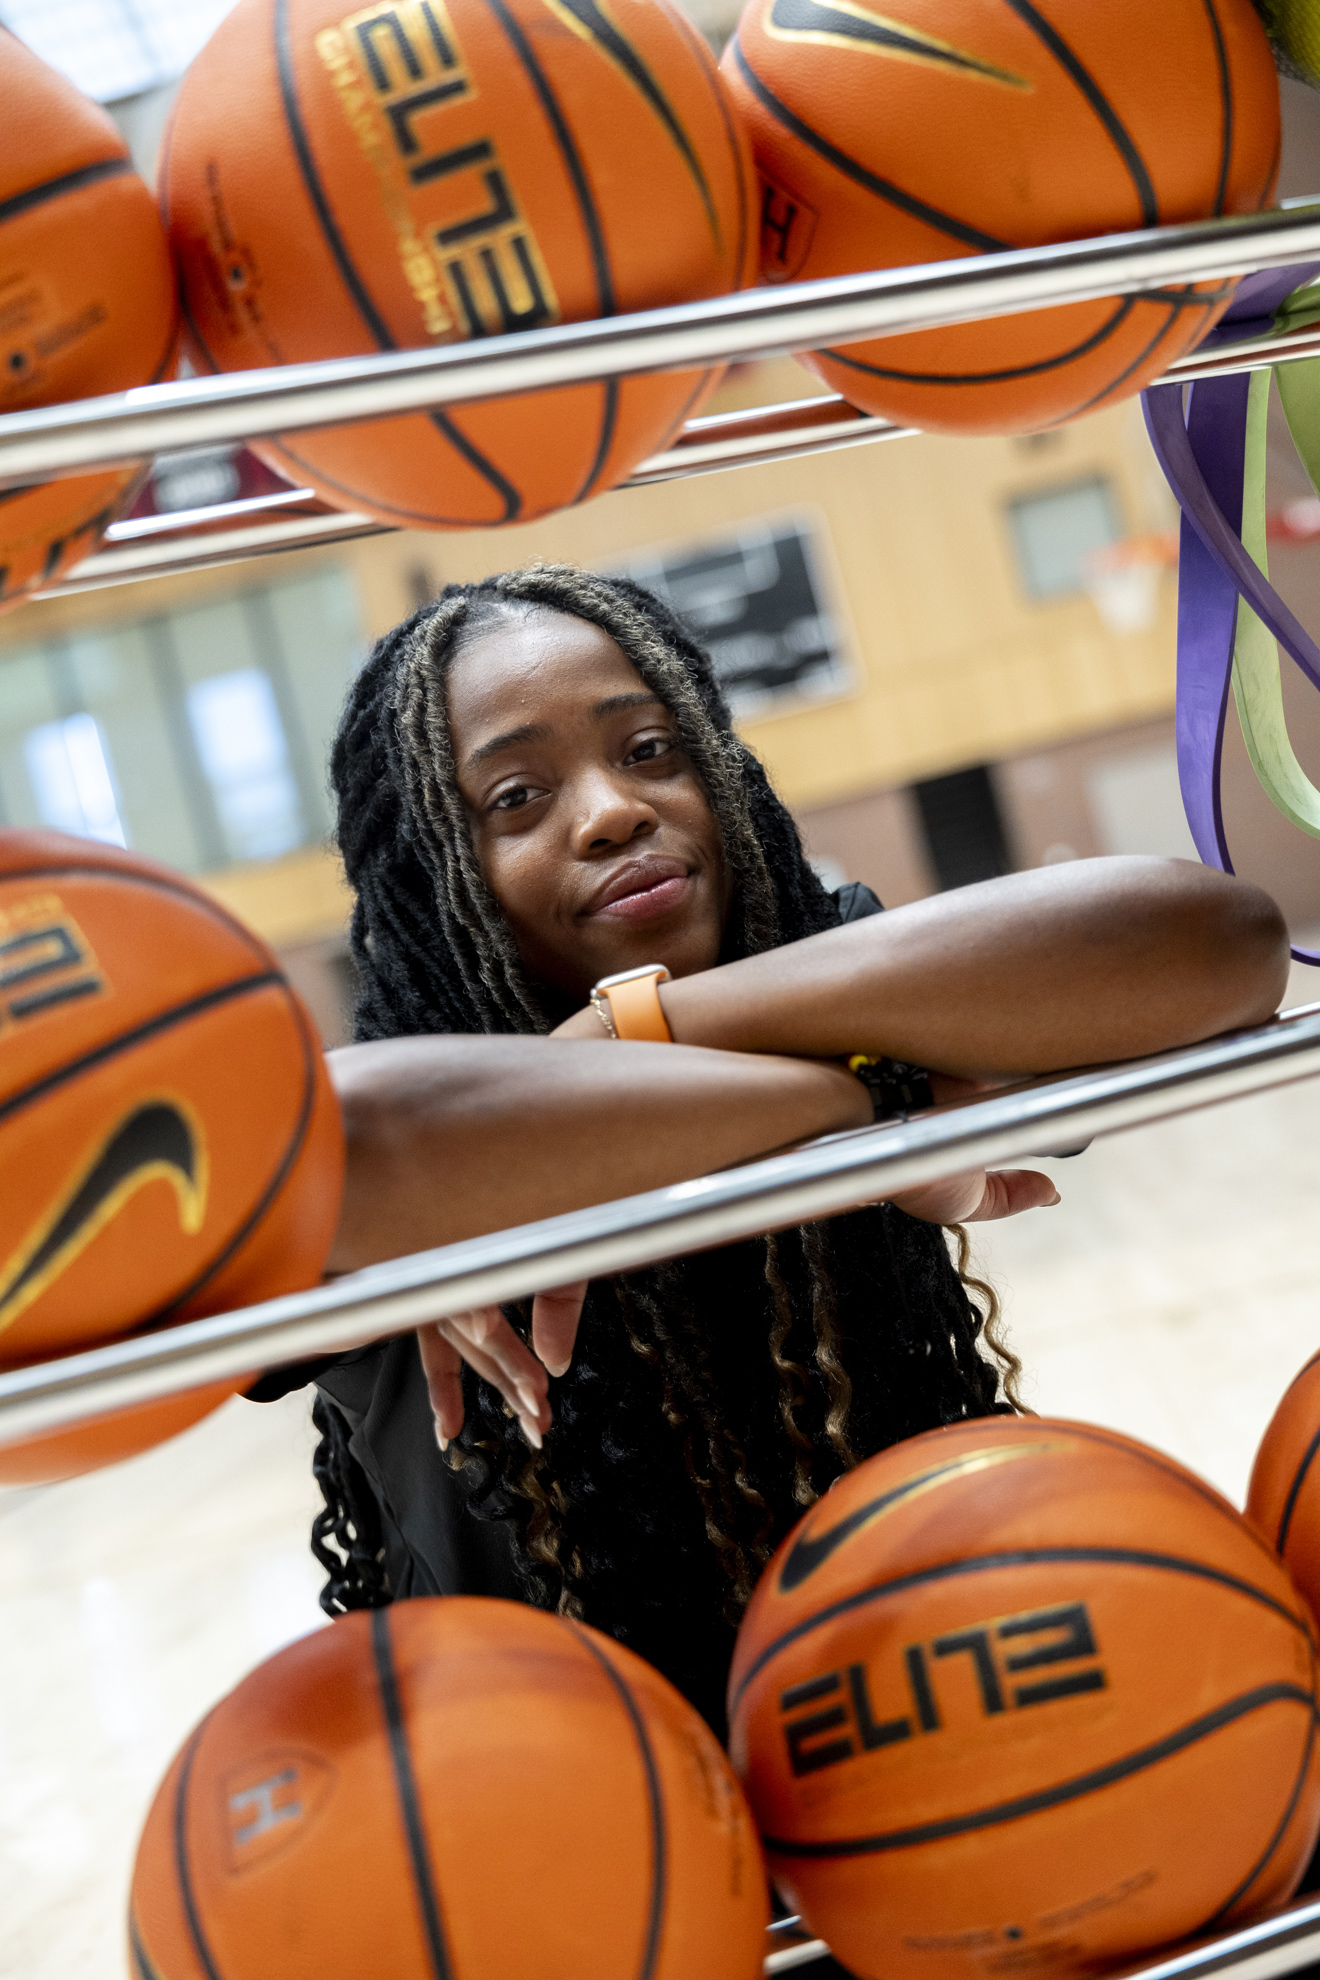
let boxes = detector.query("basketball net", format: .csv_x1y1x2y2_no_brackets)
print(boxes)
1082,533,1178,636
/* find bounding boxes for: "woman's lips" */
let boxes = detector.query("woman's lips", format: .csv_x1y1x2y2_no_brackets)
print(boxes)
587,871,693,922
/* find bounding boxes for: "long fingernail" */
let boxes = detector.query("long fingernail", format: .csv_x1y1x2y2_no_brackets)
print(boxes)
520,1415,543,1451
436,1426,449,1451
544,1357,570,1380
516,1380,542,1413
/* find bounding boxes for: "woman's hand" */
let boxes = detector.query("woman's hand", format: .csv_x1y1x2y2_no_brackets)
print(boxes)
416,1279,590,1450
890,1166,1059,1224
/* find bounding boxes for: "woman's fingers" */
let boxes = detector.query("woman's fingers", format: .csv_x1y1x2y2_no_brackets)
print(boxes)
416,1307,551,1451
531,1281,589,1378
890,1167,1059,1225
416,1324,468,1446
964,1168,1061,1221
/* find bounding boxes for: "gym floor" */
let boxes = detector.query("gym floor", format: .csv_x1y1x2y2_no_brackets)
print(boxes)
5,955,1320,1980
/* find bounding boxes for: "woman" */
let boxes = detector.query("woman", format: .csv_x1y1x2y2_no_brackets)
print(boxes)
309,563,1286,1733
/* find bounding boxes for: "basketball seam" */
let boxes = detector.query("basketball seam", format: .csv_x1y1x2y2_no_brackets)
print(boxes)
776,1420,1271,1598
1200,0,1233,216
1277,1421,1320,1553
0,156,134,230
729,1545,1310,1718
703,45,752,282
729,39,1007,254
0,859,275,966
270,430,520,528
148,977,323,1326
823,293,1137,386
1200,1690,1319,1928
174,1717,226,1980
946,1419,1287,1574
128,1913,165,1980
760,1682,1316,1858
274,0,395,348
567,1623,668,1980
271,0,520,521
1060,294,1186,420
573,378,620,505
0,972,282,1131
549,0,722,249
649,367,719,456
996,0,1157,226
370,1610,454,1980
480,0,618,506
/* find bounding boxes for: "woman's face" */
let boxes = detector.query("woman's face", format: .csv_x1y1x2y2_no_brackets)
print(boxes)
448,606,732,1001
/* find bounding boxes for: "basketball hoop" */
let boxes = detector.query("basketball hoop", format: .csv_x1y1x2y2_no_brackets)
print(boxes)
1083,532,1178,635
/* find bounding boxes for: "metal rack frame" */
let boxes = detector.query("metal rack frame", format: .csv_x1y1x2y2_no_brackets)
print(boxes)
4,1001,1319,1448
4,201,1320,487
10,205,1320,1980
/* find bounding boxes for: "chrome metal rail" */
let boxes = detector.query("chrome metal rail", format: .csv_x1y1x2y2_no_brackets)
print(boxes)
765,1897,1320,1980
36,300,1320,598
2,1002,1319,1449
5,202,1320,492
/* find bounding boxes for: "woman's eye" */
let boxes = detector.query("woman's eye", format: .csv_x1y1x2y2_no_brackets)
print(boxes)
625,735,675,766
490,783,536,812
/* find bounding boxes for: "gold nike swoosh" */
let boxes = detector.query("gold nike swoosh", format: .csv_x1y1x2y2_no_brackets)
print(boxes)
0,1098,208,1338
763,0,1031,89
778,1440,1063,1592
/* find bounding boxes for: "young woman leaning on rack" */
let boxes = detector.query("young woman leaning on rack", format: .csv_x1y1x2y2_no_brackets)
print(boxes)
274,564,1286,1735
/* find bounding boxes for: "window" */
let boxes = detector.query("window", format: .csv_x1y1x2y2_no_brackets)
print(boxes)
187,669,304,865
614,516,852,719
1006,477,1124,601
0,0,232,101
0,568,363,871
23,713,127,847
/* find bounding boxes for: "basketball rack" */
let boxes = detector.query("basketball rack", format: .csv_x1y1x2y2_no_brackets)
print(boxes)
11,210,1320,1980
3,197,1320,595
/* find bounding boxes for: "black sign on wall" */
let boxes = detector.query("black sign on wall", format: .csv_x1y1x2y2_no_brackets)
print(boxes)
615,516,852,719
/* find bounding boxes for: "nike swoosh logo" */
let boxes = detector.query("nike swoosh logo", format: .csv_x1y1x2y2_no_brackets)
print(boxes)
765,0,1030,88
0,1099,207,1337
778,1441,1058,1592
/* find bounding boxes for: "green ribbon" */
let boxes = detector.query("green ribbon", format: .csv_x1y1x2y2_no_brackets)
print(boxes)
1232,282,1320,837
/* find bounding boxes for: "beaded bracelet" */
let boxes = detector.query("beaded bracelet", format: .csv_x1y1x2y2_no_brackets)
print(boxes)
846,1054,934,1122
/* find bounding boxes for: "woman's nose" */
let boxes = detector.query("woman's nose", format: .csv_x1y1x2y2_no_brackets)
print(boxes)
569,767,659,853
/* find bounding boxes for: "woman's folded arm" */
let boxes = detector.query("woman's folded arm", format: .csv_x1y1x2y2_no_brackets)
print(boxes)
603,857,1290,1077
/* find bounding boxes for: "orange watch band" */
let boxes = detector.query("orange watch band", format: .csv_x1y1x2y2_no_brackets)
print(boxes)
594,965,672,1042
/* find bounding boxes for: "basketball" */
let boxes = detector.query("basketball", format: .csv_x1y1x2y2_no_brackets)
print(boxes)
728,1416,1320,1980
0,26,177,609
129,1595,769,1980
720,0,1280,434
1247,1350,1320,1622
0,828,344,1484
163,0,754,531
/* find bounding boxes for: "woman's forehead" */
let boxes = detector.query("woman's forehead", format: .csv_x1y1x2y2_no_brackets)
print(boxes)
447,608,650,738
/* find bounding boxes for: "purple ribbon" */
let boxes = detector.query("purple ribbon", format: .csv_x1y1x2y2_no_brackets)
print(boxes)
1140,260,1320,966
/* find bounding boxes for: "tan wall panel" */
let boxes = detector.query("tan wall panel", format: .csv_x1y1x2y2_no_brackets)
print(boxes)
332,379,1177,808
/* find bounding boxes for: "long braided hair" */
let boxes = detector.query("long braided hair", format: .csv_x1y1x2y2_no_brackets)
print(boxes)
316,564,1019,1707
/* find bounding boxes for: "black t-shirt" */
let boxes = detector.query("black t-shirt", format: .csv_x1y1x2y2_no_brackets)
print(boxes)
259,883,1000,1734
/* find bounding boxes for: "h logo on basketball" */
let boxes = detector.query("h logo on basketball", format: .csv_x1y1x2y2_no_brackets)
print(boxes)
223,1753,336,1871
780,1601,1108,1776
229,1767,301,1847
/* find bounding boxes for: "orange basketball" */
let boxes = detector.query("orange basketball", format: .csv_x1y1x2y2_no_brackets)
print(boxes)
0,26,177,609
163,0,754,530
0,827,344,1484
130,1596,770,1980
1247,1350,1320,1624
728,1416,1320,1980
720,0,1279,434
